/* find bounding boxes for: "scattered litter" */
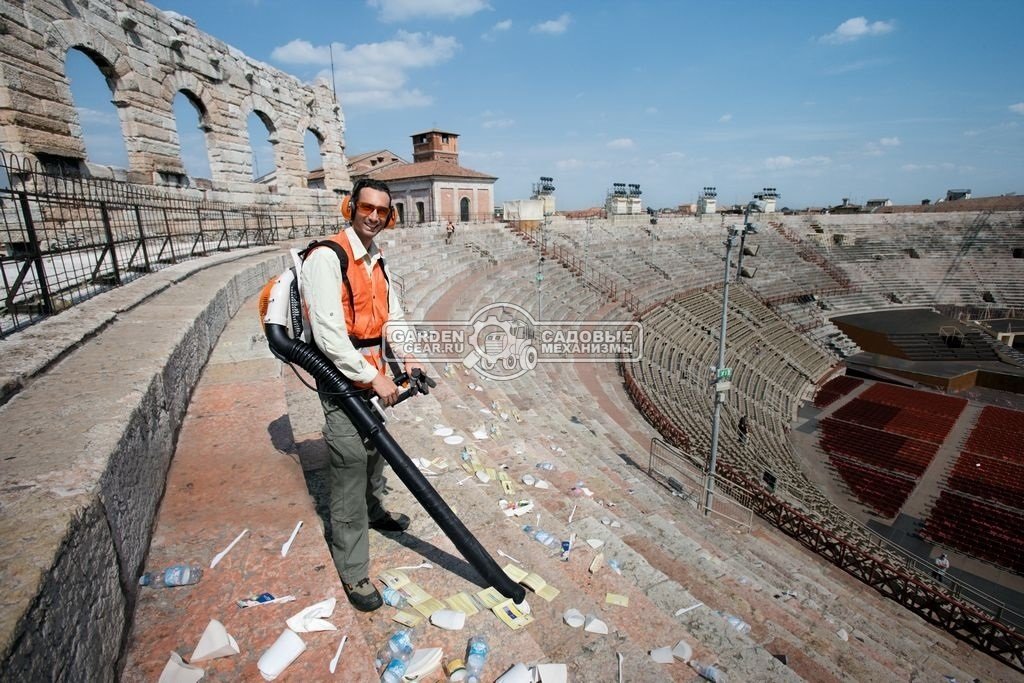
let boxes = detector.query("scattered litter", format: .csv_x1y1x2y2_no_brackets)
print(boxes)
475,470,491,483
433,426,454,437
392,562,433,571
472,426,489,440
521,474,537,486
498,471,515,495
601,517,611,525
584,615,609,634
476,586,506,609
563,608,585,628
430,609,467,630
714,612,750,635
650,646,674,664
190,619,239,662
672,640,693,662
480,408,493,414
589,553,604,574
328,635,347,674
610,520,622,529
411,597,447,618
616,652,624,683
405,648,443,680
503,563,560,601
674,602,704,616
444,435,465,445
392,610,423,628
608,559,622,575
836,628,848,642
157,652,203,683
445,658,467,681
568,504,577,525
690,661,725,682
534,479,551,490
560,533,576,562
280,520,303,558
570,484,594,497
378,569,411,590
444,592,480,616
535,663,568,683
210,528,248,569
497,549,522,564
456,475,474,486
500,499,534,517
237,594,296,609
496,662,532,683
605,593,629,607
492,598,535,630
257,628,306,681
586,538,604,550
536,462,555,471
286,598,337,633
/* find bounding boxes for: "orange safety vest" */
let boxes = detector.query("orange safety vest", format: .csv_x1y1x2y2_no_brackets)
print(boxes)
317,232,391,382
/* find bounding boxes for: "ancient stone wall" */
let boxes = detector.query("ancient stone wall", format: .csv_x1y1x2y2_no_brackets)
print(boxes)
0,0,349,210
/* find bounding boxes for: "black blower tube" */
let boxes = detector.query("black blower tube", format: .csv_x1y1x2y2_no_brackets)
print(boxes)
265,323,526,604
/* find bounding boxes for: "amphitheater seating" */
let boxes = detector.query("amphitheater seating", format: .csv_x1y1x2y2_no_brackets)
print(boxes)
814,375,863,408
922,491,1024,573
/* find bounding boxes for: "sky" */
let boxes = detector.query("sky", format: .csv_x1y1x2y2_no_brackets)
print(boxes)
65,0,1024,210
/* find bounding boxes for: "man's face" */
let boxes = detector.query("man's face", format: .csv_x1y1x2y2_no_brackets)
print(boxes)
350,187,392,246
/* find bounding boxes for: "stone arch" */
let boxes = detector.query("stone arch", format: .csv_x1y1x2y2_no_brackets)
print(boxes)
46,18,141,168
159,71,222,132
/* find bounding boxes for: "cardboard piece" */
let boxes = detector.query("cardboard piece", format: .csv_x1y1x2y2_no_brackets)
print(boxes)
535,663,568,683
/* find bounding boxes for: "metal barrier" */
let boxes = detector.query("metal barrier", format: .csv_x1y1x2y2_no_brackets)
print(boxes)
0,151,341,338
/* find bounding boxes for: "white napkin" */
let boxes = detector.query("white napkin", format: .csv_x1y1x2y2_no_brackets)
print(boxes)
285,598,337,633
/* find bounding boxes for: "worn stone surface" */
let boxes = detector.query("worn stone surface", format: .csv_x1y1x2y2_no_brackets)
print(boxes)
0,248,290,680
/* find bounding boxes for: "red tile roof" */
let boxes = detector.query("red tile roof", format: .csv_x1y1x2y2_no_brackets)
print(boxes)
367,159,496,182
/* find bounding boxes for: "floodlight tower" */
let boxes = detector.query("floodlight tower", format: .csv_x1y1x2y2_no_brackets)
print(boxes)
704,198,761,515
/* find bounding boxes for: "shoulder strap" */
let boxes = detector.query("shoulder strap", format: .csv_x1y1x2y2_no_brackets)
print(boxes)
300,239,388,324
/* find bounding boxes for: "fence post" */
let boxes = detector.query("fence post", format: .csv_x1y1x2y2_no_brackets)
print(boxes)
133,205,151,272
16,191,53,314
99,201,122,285
161,207,178,263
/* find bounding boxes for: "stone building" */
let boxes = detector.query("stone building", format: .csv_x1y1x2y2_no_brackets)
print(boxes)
352,130,496,224
0,0,349,210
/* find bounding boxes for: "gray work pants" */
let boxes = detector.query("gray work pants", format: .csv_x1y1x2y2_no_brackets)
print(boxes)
320,395,387,584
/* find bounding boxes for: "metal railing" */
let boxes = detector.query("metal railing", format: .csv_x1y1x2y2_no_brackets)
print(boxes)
0,151,341,337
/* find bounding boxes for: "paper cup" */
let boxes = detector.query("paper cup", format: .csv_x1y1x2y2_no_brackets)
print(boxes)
430,609,466,630
563,608,585,628
257,629,306,681
650,646,674,664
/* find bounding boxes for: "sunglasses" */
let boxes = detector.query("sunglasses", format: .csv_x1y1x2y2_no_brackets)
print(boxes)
355,201,392,218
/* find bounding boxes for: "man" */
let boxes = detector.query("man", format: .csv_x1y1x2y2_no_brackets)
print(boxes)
932,553,950,584
300,178,423,611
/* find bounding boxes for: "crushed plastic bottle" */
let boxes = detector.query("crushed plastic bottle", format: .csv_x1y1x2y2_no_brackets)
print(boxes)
138,564,203,588
714,611,751,635
536,462,554,471
464,635,489,683
690,661,725,682
521,525,557,547
382,587,407,608
381,630,414,683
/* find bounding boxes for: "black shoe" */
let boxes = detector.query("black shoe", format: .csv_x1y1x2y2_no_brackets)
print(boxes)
343,578,383,612
369,512,410,533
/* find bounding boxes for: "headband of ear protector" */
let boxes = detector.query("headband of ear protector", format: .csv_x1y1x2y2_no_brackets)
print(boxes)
340,190,397,229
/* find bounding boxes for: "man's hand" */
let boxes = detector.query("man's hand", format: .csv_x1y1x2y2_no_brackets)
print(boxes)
370,372,400,407
404,359,427,378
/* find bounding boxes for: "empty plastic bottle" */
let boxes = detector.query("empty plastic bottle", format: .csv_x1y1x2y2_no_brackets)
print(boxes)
536,462,554,471
138,564,203,588
690,661,725,682
382,587,407,608
714,611,751,635
521,525,557,547
381,631,414,683
464,635,489,683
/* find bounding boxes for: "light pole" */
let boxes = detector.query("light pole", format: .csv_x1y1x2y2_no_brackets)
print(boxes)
703,200,760,515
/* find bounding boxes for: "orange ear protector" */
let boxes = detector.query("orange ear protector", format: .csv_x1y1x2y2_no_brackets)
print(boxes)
340,194,397,229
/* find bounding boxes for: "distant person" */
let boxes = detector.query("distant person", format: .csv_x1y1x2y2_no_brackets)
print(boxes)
738,414,749,445
445,220,455,245
932,553,950,584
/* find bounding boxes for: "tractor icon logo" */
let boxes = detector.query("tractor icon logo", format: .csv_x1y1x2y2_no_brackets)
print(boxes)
464,303,539,380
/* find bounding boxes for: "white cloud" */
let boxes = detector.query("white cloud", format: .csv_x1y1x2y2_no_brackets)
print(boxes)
532,13,571,35
879,136,901,146
274,32,459,110
368,0,490,22
901,162,956,172
271,39,332,65
482,118,515,129
607,138,634,149
483,19,512,41
556,158,584,170
823,58,889,75
820,16,894,44
718,113,733,123
764,155,831,170
1010,102,1024,115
